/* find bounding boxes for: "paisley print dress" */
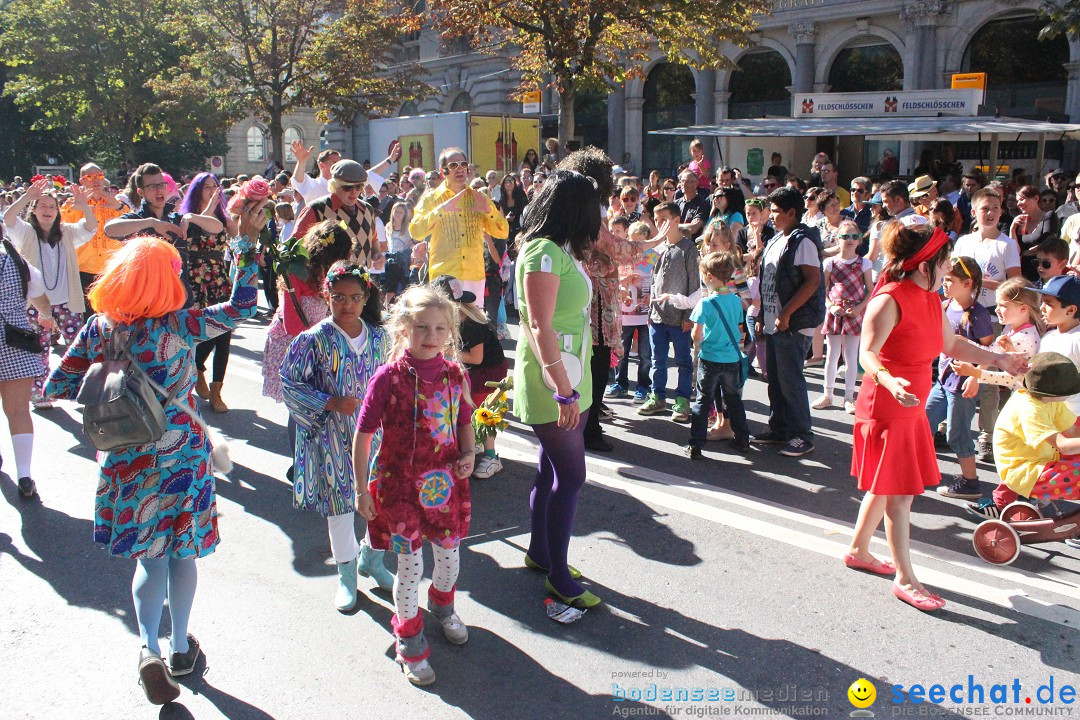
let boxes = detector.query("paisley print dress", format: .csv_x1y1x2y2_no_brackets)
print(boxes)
280,318,386,517
44,265,258,558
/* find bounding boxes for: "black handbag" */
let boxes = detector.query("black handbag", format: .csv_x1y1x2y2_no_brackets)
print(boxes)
0,248,42,354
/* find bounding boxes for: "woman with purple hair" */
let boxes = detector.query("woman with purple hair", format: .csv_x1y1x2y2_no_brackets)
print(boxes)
178,173,238,412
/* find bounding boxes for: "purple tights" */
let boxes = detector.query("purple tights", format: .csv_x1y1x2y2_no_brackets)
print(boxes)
528,409,589,597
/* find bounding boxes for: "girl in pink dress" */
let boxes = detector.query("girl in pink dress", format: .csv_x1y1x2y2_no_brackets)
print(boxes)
352,285,476,687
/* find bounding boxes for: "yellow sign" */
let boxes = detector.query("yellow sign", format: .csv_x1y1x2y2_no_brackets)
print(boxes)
470,116,541,176
399,134,435,171
522,91,542,114
951,72,987,90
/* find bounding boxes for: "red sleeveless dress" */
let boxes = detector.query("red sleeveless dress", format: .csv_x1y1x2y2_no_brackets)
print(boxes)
851,280,943,495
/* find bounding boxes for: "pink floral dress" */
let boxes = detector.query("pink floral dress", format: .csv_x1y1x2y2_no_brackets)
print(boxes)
359,352,472,555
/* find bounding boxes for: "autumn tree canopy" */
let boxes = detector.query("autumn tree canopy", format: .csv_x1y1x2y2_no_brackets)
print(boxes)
424,0,769,144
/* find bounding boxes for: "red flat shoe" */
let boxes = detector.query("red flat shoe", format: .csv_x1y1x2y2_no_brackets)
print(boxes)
843,553,896,576
892,582,945,611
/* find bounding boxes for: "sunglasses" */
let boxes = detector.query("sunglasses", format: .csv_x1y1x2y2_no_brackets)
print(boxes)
81,172,105,182
1037,259,1057,270
839,233,862,240
443,161,469,171
663,187,675,192
850,187,866,193
534,178,545,184
329,293,367,303
338,182,364,192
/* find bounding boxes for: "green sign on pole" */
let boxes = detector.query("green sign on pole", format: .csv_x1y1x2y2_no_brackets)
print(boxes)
747,148,764,176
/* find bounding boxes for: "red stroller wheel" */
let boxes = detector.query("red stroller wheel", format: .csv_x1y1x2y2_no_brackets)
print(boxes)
972,520,1022,565
1001,501,1043,524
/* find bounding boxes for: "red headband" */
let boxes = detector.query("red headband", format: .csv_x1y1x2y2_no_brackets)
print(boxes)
901,227,951,272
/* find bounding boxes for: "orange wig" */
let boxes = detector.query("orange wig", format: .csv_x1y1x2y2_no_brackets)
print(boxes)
88,236,188,323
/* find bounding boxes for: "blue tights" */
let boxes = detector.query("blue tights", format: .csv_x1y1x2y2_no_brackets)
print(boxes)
527,410,589,597
131,557,197,656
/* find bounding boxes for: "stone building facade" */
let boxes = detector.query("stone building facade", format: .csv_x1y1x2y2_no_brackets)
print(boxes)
230,0,1080,181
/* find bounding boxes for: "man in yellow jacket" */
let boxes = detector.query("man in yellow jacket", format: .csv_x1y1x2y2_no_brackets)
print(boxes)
409,147,508,302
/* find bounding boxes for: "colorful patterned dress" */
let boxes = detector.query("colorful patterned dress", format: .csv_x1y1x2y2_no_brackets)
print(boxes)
262,276,327,402
280,318,386,517
44,264,259,558
359,352,472,555
188,227,231,308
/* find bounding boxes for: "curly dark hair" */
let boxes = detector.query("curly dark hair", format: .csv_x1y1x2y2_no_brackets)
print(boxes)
557,146,614,202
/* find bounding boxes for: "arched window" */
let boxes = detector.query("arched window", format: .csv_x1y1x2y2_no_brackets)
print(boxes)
283,127,303,163
450,92,473,112
963,14,1069,119
246,126,266,163
643,63,697,177
828,41,903,93
399,101,419,117
730,50,792,119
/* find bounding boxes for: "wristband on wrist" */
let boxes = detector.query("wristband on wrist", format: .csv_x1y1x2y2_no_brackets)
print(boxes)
553,390,580,405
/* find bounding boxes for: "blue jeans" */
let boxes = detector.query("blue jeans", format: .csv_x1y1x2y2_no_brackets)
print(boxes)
925,382,977,458
617,325,651,391
764,330,813,442
649,323,693,401
689,359,749,447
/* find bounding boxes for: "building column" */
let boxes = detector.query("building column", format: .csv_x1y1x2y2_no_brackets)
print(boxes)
625,97,645,176
788,22,818,94
1065,61,1080,123
693,71,717,167
902,0,947,89
607,83,626,163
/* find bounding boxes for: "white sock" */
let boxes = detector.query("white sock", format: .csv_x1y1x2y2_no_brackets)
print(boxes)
431,545,460,593
12,434,33,479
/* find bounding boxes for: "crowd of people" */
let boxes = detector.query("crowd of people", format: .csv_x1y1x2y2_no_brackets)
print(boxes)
2,138,1080,701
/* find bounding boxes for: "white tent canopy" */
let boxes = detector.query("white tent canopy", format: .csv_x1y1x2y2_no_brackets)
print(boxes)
647,116,1080,142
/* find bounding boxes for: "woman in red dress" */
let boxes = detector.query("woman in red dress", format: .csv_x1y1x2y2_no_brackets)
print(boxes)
846,223,1025,611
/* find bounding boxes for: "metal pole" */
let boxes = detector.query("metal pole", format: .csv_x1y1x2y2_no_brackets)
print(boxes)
989,134,1000,180
1036,132,1047,177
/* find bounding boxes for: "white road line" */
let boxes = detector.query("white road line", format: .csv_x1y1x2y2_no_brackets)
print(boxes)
495,431,1080,629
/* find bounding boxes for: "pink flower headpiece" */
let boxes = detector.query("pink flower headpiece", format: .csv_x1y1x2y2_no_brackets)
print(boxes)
226,176,272,215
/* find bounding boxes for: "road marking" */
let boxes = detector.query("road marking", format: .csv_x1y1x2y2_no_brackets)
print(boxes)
496,431,1080,629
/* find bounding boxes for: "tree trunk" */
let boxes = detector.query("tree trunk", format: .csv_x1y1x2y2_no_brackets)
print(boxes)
557,81,576,152
270,94,284,170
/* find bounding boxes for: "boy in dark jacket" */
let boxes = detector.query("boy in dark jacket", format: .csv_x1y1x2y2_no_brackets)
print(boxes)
754,186,825,457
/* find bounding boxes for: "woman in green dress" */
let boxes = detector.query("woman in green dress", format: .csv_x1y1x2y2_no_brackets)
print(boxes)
514,170,602,608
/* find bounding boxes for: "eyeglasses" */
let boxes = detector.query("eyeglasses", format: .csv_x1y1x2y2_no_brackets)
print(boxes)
443,160,469,171
663,186,675,192
1037,259,1056,270
839,233,862,240
338,182,363,192
950,256,972,278
141,181,168,192
329,293,367,303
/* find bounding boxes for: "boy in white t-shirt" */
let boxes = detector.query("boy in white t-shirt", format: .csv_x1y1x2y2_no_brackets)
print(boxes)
1036,275,1080,416
953,187,1023,459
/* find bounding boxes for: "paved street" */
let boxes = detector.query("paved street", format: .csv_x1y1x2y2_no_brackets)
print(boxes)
2,307,1079,720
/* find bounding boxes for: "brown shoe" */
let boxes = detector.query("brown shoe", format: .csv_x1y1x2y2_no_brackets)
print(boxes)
195,371,210,400
138,647,181,705
208,382,228,413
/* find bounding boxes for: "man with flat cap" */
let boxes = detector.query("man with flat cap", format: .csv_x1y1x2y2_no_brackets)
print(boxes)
291,159,381,269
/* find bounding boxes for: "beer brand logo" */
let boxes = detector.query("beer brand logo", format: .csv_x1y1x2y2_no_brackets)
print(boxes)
801,98,814,114
884,96,898,113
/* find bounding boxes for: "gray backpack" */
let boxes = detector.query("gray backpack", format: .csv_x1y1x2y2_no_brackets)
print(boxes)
76,319,184,452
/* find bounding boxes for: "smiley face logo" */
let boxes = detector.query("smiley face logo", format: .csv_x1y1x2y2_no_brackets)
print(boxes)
848,678,876,709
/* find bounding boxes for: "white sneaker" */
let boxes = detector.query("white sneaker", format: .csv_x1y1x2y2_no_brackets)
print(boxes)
844,400,857,414
31,396,54,410
811,395,833,410
473,454,503,479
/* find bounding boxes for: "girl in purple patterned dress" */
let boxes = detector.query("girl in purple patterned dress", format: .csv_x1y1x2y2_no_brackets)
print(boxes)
352,285,475,687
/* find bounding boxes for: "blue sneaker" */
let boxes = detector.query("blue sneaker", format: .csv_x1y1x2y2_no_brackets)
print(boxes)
632,387,648,404
605,383,628,398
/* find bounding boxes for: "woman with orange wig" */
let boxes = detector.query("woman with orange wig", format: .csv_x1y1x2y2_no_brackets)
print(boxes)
43,205,267,705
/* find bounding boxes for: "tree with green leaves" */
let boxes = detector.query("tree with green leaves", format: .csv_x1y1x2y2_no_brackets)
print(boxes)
423,0,769,145
171,0,427,166
0,0,235,170
1039,0,1080,39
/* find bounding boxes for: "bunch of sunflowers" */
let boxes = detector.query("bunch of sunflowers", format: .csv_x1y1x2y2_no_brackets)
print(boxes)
472,375,512,446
